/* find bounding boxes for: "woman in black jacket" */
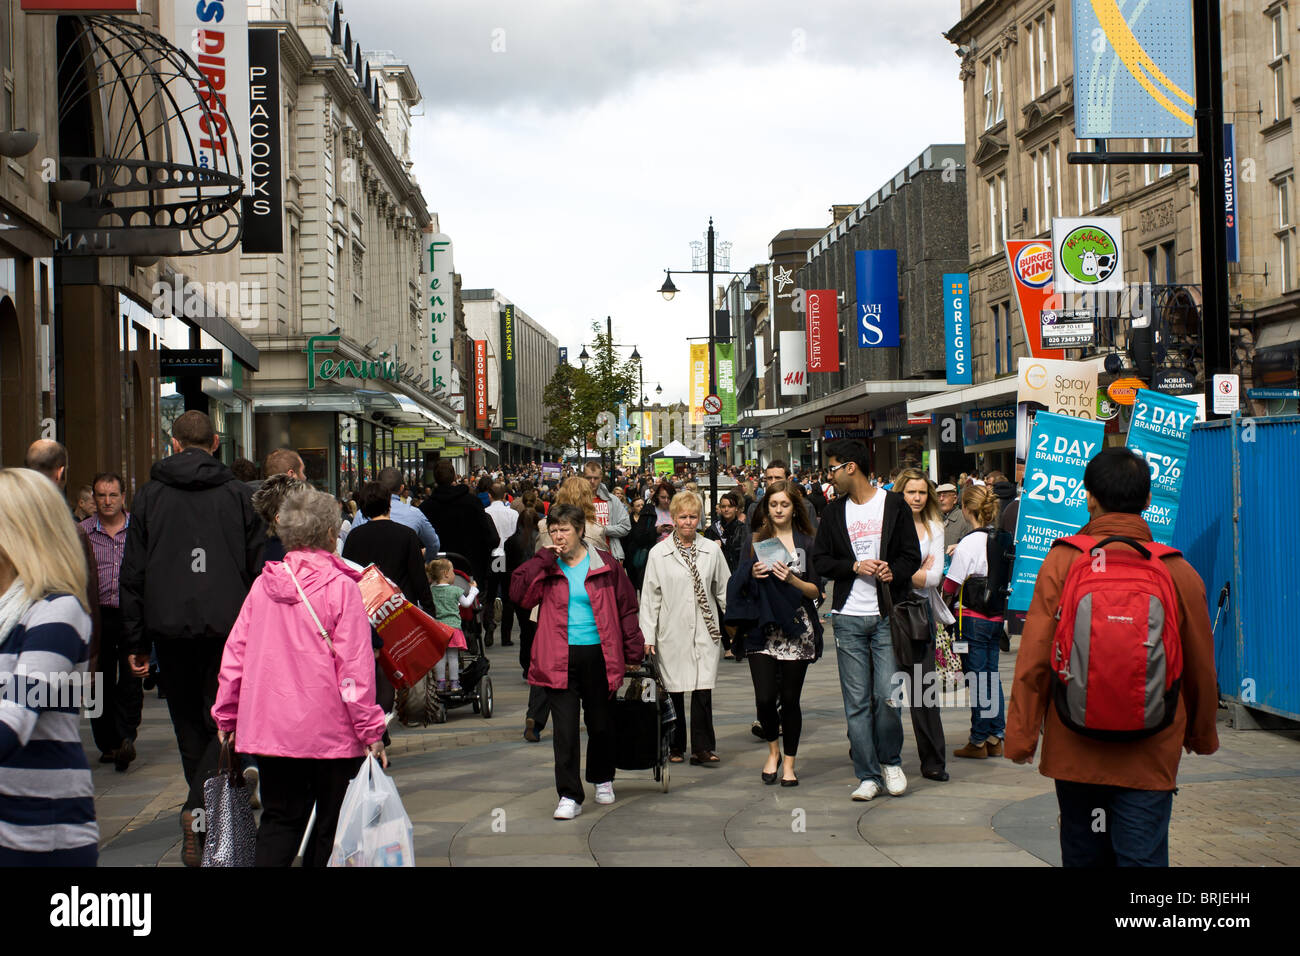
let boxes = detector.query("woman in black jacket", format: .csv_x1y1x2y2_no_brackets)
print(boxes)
725,480,823,787
506,508,550,742
625,480,675,590
703,491,752,573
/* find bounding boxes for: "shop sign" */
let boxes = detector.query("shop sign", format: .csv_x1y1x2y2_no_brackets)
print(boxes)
441,446,466,458
500,305,518,430
806,289,840,372
1052,217,1124,293
822,428,870,440
962,405,1016,451
1107,376,1148,406
943,273,972,384
22,1,142,12
393,427,424,443
159,348,223,376
778,332,807,396
1004,240,1065,360
824,415,861,425
172,1,250,188
473,339,488,429
303,335,396,390
422,434,446,449
427,233,454,394
1040,309,1095,349
855,250,900,348
1153,367,1198,396
241,29,283,253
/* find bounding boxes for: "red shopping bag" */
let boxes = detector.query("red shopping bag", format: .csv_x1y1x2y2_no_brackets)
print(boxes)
358,565,453,690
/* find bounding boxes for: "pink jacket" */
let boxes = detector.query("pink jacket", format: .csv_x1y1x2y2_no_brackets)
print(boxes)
509,545,644,693
212,548,387,758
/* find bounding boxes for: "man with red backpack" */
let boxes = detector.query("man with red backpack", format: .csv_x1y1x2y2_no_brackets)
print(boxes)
1006,447,1219,866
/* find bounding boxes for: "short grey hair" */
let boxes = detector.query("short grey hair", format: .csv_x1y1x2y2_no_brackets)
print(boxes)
276,487,341,552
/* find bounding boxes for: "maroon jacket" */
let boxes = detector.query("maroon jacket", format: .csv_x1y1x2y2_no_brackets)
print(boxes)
509,545,644,693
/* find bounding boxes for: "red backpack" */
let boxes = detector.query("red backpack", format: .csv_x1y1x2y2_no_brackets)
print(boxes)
1050,534,1183,740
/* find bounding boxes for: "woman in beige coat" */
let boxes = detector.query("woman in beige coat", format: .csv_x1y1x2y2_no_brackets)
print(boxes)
639,490,730,765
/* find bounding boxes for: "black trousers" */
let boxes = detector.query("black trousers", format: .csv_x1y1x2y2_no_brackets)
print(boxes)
515,609,537,674
748,655,809,756
669,690,715,756
254,754,365,867
544,645,615,802
484,571,515,643
908,632,947,776
89,607,143,754
154,636,225,812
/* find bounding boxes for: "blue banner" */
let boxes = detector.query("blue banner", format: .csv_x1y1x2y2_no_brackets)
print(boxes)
855,250,899,348
1224,123,1239,263
1125,390,1196,546
1009,412,1106,612
944,273,972,384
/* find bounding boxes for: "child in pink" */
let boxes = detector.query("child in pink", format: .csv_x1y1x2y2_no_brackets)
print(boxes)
427,558,475,692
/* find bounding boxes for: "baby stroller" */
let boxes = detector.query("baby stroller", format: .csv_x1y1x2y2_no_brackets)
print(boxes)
612,655,674,793
394,552,494,725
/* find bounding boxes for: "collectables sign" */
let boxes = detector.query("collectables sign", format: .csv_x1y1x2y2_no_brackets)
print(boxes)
805,289,840,372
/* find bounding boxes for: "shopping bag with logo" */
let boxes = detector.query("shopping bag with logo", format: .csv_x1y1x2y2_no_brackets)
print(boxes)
933,625,964,691
201,739,256,867
328,754,415,867
358,564,454,690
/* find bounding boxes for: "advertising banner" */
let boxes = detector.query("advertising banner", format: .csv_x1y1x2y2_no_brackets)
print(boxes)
427,233,453,394
1073,0,1195,139
500,305,518,430
689,343,709,425
943,273,972,385
1004,240,1065,360
241,29,283,254
1010,412,1106,612
1224,123,1239,263
1016,356,1098,476
1126,391,1196,545
473,339,488,429
654,458,675,476
1040,309,1095,349
962,405,1016,451
1052,217,1125,293
541,462,563,481
173,0,250,187
806,289,840,372
715,343,737,424
779,330,808,395
855,250,900,348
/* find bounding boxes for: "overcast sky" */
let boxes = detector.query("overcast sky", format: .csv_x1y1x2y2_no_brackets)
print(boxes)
354,0,965,407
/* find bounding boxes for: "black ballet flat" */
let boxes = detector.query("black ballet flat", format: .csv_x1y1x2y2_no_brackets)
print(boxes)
780,776,799,787
762,771,778,785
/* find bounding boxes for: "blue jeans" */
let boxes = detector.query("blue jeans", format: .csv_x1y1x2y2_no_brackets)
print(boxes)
959,616,1005,744
1055,781,1175,866
833,613,903,785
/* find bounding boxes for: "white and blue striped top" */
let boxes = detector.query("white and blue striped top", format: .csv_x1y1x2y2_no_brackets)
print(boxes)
0,594,98,853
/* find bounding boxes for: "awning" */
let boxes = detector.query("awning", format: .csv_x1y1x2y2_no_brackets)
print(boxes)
1255,318,1300,351
766,380,954,431
906,376,1018,415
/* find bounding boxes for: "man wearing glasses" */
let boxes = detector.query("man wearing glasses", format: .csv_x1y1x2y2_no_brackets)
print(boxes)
812,440,921,802
745,460,818,529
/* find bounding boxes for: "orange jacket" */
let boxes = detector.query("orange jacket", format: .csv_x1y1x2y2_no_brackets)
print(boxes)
1004,512,1219,789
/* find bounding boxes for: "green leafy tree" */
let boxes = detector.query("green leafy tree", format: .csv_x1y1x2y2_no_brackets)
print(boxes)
543,320,641,468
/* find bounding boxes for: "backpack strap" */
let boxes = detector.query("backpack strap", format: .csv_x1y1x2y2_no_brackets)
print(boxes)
1144,542,1182,561
1053,534,1095,554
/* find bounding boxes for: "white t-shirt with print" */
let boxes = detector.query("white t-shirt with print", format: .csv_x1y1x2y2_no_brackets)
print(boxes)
837,491,887,617
946,530,989,587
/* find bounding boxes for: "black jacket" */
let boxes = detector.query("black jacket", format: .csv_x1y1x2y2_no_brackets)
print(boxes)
419,484,498,580
342,519,434,613
703,515,752,573
725,530,824,659
120,447,263,653
812,490,921,613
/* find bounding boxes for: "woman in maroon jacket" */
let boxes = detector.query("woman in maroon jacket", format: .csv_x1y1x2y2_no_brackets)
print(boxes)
510,504,644,820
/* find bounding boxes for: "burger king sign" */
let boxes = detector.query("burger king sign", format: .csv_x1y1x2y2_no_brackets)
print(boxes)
1004,240,1065,360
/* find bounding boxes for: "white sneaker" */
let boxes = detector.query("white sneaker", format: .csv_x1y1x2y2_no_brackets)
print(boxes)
553,797,582,820
594,782,615,805
851,780,881,801
883,764,908,796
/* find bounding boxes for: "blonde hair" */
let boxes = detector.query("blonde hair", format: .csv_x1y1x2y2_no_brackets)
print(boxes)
668,489,702,518
427,558,454,583
896,468,942,528
0,469,90,614
556,476,597,524
962,484,999,527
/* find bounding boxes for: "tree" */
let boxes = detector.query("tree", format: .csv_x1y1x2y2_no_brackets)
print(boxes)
542,360,592,454
543,320,641,468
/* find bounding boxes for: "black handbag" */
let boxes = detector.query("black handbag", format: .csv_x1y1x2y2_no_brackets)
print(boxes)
879,581,931,668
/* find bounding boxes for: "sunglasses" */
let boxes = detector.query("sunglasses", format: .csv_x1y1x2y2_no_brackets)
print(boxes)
828,462,851,475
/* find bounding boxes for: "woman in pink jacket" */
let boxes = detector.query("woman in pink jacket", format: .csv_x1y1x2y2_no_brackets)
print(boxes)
213,487,387,867
510,503,644,821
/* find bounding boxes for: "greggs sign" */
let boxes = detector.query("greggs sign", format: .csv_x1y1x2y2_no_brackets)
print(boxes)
805,289,839,373
1004,240,1065,361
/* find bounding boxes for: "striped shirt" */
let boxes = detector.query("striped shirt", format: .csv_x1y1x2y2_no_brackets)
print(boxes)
0,595,98,853
81,513,130,609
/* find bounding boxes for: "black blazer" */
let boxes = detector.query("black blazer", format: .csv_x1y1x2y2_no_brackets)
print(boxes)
811,490,922,613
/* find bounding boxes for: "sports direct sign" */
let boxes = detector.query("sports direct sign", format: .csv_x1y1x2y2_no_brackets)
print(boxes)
1005,240,1065,361
172,1,250,187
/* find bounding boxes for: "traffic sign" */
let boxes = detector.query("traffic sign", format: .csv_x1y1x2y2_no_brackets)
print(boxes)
702,394,722,415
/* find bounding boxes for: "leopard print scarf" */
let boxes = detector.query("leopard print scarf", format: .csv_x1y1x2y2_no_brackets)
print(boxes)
674,533,721,642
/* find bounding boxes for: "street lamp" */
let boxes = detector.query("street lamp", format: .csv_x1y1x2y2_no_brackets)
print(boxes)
659,272,678,301
630,346,645,468
578,346,590,369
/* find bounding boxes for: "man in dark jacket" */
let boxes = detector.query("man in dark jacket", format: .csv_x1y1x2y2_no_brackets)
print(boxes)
420,459,498,636
121,411,263,866
812,439,921,802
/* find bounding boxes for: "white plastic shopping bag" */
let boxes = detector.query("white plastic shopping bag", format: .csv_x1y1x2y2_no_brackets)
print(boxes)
327,755,415,867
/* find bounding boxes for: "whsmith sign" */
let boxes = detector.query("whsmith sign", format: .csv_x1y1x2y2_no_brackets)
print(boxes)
303,335,397,390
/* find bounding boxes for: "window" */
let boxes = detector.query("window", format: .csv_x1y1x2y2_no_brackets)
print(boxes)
1099,163,1110,204
982,52,1005,129
1162,240,1177,284
987,173,1008,250
1145,246,1159,287
994,302,1003,375
1277,176,1295,289
983,61,994,129
1028,8,1057,99
0,4,11,130
1031,144,1058,233
1278,177,1291,228
1270,8,1288,123
1144,138,1173,184
996,54,1005,122
999,174,1008,242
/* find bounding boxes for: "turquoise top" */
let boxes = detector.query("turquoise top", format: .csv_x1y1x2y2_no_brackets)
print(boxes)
560,554,601,646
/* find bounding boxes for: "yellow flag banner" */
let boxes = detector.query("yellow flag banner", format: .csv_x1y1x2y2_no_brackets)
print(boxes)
689,343,708,425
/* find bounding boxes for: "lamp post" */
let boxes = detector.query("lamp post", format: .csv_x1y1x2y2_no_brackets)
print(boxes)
658,218,752,520
577,316,640,476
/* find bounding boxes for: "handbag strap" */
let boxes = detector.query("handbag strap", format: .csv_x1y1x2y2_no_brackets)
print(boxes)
285,561,337,657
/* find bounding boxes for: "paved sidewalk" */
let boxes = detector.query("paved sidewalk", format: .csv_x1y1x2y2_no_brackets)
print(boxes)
91,631,1300,867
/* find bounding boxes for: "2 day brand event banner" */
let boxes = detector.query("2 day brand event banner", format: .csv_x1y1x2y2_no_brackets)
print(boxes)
855,250,900,348
943,273,972,385
1009,412,1106,612
1125,390,1197,545
1004,240,1066,361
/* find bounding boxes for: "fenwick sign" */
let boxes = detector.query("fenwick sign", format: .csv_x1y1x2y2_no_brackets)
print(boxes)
303,335,397,390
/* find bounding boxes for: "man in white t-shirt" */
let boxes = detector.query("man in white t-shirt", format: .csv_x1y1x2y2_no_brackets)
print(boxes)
812,440,921,802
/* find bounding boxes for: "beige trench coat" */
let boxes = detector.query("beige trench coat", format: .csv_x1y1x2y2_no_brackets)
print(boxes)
638,535,729,693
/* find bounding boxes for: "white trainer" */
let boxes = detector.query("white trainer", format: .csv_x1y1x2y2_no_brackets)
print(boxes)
553,797,582,820
851,780,881,801
594,782,615,805
883,764,908,796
